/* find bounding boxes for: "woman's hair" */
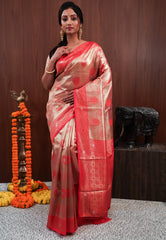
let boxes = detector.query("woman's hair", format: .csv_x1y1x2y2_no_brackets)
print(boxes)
49,2,83,59
58,1,83,26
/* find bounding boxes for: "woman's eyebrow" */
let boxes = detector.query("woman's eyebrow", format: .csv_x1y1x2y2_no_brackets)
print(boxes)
62,14,77,17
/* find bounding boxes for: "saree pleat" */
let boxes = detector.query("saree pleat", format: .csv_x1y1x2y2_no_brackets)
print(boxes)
47,118,79,235
46,41,114,235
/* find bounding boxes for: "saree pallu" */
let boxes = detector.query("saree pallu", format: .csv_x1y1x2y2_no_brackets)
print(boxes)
46,41,114,235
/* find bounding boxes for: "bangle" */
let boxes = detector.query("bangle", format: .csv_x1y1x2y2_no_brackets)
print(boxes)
45,68,55,74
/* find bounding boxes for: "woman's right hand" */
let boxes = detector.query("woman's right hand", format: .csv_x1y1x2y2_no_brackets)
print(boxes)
51,46,70,63
41,46,70,90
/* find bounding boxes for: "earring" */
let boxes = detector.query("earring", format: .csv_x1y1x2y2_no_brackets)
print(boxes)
60,28,64,41
79,25,83,40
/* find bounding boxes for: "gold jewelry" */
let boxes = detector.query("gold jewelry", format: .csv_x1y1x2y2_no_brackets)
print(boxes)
45,68,55,74
78,25,82,40
60,28,64,41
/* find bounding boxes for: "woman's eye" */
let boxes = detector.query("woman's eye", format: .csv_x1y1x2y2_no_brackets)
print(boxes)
62,18,67,22
72,17,77,21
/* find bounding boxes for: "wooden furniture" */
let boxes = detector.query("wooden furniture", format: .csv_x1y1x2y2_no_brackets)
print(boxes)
112,144,166,201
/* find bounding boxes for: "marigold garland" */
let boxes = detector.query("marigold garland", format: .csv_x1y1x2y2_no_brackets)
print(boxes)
0,101,51,208
35,180,49,192
5,180,51,206
11,102,34,208
7,179,39,192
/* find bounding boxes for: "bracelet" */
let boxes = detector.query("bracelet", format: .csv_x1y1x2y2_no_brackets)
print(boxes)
45,68,55,74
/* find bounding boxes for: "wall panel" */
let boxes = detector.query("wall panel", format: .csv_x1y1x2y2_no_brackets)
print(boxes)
0,0,165,182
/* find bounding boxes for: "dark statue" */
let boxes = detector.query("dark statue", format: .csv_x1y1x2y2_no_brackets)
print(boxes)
114,106,160,148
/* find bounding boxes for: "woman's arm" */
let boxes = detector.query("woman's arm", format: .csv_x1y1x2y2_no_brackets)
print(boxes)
41,56,56,90
41,46,70,90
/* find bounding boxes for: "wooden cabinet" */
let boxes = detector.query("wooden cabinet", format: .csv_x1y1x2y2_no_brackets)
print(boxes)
112,144,166,201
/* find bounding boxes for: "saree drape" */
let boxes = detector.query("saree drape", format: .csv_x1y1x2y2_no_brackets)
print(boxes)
46,41,114,235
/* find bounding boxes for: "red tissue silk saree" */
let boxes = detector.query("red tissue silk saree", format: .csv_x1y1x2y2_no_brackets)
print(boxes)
46,41,114,235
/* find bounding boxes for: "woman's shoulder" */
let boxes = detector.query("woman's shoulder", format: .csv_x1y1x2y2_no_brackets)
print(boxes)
86,41,103,52
86,41,100,47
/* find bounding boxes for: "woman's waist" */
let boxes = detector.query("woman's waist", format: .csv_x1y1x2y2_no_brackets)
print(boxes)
48,89,74,105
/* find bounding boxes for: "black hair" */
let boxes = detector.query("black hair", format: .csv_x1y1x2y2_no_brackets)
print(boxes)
58,2,83,26
49,2,83,59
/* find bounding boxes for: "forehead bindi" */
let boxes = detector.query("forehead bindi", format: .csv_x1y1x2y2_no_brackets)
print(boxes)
61,8,77,18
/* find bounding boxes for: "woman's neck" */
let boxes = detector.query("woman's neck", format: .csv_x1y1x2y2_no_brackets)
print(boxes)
67,34,81,47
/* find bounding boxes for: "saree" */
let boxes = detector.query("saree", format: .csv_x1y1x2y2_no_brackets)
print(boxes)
46,41,114,235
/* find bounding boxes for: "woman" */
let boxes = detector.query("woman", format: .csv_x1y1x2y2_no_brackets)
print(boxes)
41,1,114,236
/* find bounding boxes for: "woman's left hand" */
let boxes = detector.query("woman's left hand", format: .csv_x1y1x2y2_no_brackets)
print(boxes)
63,92,74,105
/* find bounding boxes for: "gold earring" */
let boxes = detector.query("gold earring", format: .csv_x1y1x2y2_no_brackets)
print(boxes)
60,28,64,41
79,25,82,40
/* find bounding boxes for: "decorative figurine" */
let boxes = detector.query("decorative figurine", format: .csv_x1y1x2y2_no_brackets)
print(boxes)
114,106,160,148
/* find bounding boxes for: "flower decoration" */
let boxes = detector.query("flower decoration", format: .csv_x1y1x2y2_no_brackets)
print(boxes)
0,191,15,207
0,101,51,208
11,102,34,208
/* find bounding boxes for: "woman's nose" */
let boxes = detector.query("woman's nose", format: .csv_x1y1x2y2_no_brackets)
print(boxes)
66,18,72,24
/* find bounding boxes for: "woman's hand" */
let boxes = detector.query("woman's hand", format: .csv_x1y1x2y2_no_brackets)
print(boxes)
44,46,71,75
63,91,74,105
51,46,70,63
41,46,70,90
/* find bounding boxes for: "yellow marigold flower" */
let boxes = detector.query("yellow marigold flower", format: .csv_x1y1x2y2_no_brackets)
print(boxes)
0,191,15,207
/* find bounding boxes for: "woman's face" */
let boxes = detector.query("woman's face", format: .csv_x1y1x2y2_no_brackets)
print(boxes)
61,8,80,36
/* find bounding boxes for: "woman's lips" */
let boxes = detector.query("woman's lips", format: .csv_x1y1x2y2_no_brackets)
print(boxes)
66,27,73,30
